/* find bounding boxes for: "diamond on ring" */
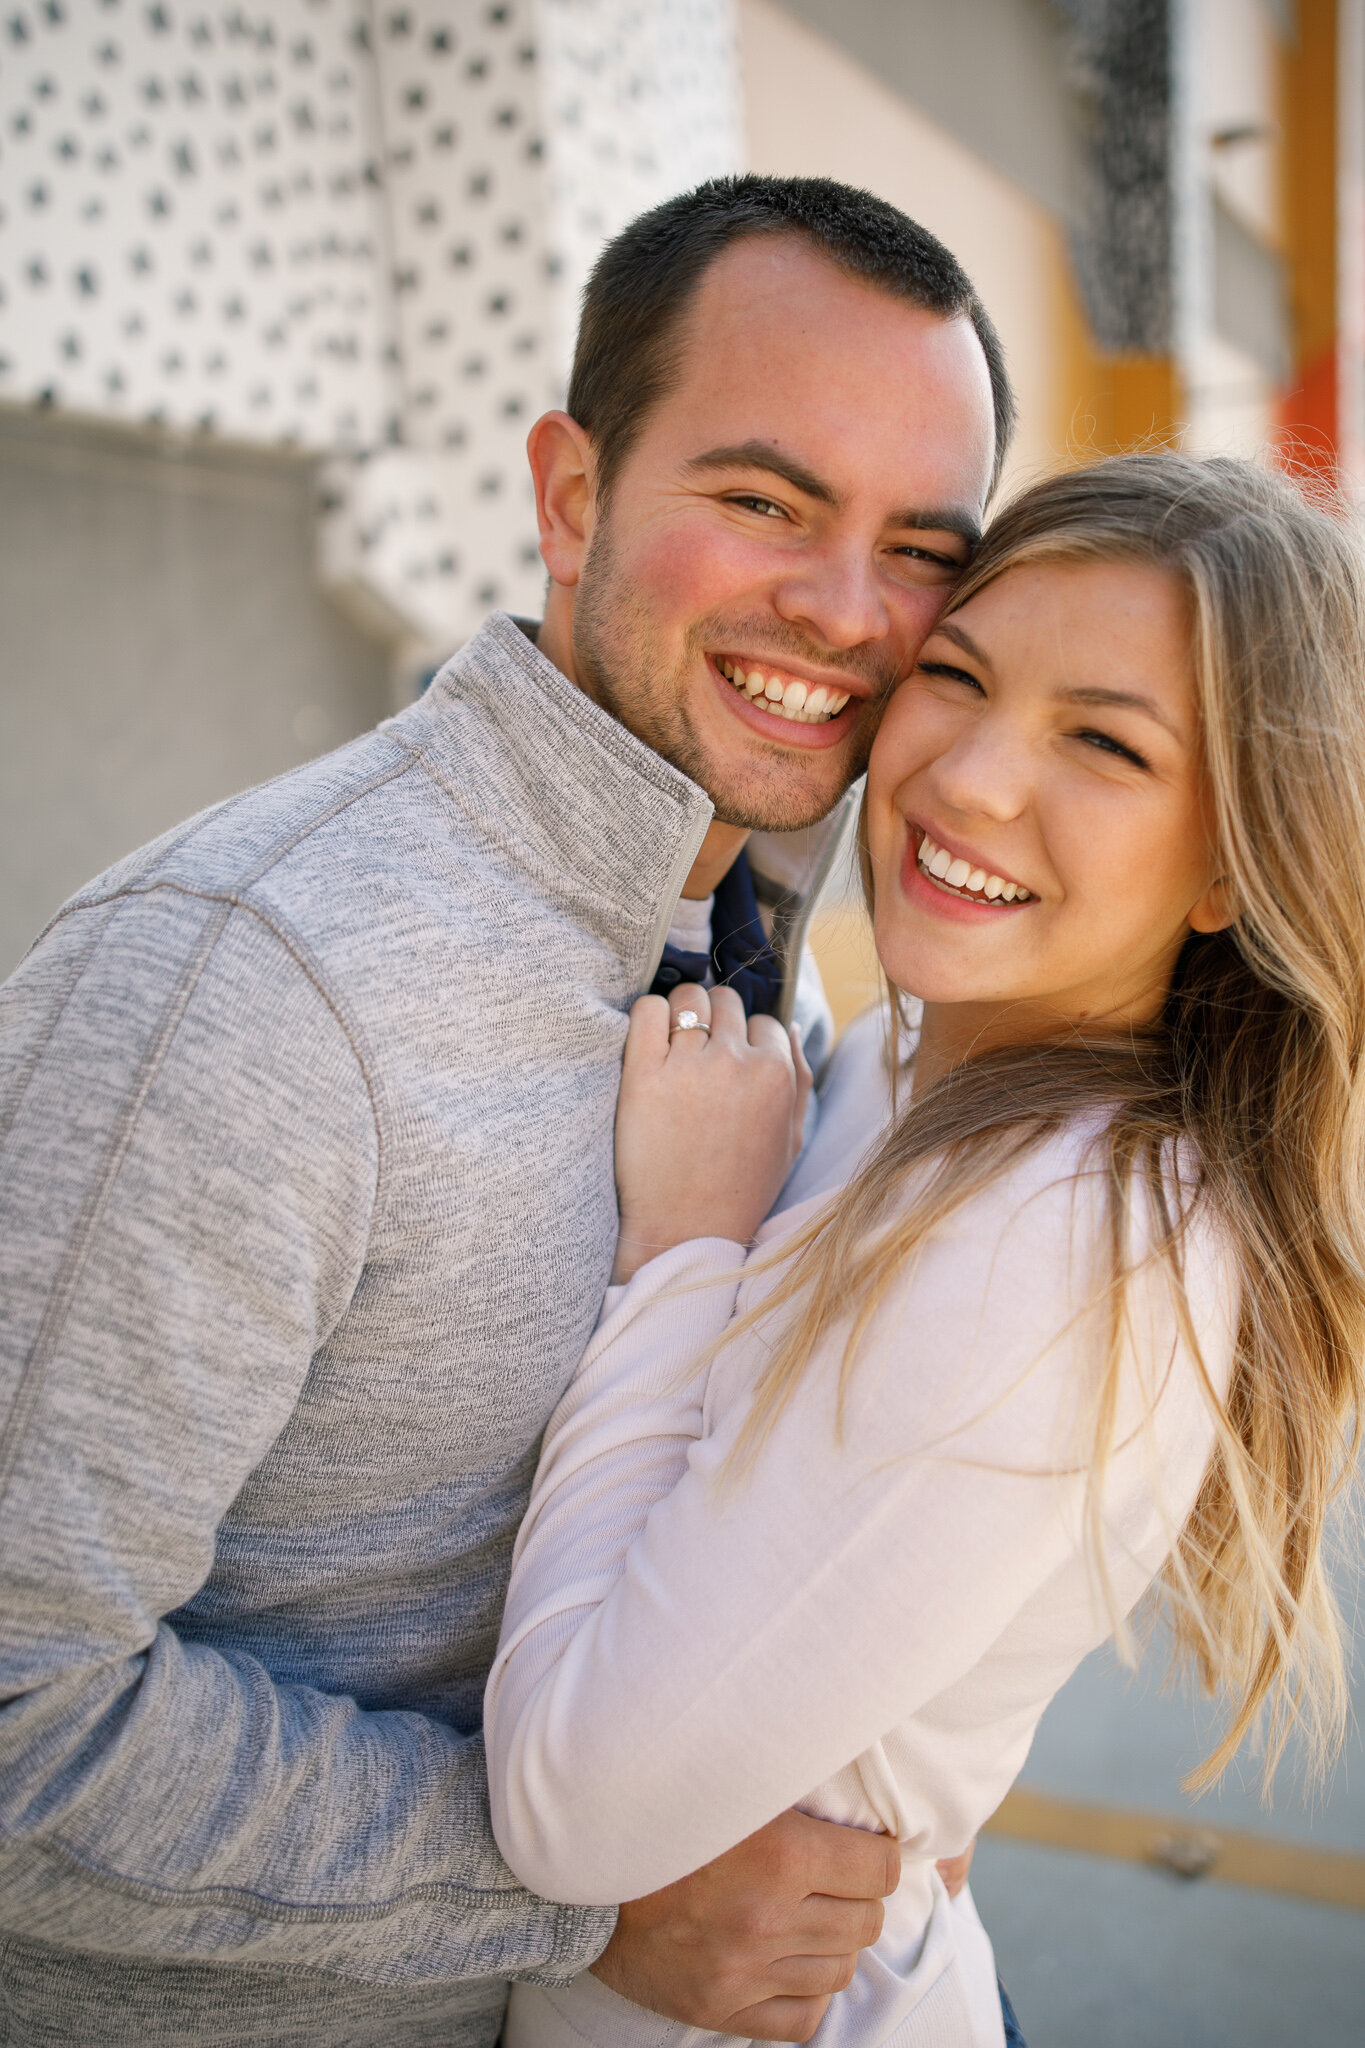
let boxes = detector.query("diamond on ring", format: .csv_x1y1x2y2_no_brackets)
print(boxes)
671,1009,709,1036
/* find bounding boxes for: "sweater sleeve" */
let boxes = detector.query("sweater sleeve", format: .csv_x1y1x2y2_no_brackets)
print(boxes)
0,892,609,1987
485,1142,1224,1907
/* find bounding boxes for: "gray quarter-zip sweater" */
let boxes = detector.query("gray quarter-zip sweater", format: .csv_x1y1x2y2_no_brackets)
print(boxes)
0,614,848,2047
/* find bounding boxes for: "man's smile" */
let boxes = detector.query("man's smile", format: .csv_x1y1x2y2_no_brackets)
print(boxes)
704,653,869,752
715,655,853,724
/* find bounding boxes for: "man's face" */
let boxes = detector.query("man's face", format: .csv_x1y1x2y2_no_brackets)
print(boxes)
566,237,997,832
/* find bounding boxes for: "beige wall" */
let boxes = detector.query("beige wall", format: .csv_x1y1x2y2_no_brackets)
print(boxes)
1179,0,1283,458
738,0,1092,494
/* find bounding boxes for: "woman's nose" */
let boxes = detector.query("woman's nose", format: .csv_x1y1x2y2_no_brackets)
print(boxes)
931,717,1030,821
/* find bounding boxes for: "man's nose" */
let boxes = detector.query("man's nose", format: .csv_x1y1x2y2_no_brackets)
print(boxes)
770,539,891,653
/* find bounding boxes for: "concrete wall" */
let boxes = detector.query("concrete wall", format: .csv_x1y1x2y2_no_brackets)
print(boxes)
738,0,1097,492
768,0,1089,227
0,407,391,977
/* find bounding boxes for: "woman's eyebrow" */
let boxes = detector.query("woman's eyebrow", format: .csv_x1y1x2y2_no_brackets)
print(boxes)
926,630,1185,739
928,619,994,668
1059,686,1183,739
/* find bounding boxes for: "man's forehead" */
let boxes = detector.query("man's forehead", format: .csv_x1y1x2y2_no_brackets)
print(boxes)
661,363,994,523
655,239,996,507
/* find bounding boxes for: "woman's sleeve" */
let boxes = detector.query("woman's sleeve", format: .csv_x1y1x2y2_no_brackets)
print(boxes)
485,1152,1221,1907
490,1234,749,1702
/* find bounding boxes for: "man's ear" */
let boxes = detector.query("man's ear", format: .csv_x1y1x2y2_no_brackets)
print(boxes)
527,411,597,590
1188,877,1237,934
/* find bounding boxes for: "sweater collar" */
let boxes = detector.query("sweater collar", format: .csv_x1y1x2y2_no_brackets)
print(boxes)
386,613,713,986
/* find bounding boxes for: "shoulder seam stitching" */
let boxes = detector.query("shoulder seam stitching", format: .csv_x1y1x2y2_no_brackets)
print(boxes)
0,900,234,1515
34,747,416,951
84,879,391,1219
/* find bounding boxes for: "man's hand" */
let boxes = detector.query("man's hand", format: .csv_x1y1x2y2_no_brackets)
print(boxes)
588,1808,900,2043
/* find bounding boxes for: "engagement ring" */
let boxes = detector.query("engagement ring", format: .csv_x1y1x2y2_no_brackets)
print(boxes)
670,1009,710,1037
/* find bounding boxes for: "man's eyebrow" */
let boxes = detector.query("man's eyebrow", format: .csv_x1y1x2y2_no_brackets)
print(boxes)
682,440,982,544
890,507,982,547
683,441,841,506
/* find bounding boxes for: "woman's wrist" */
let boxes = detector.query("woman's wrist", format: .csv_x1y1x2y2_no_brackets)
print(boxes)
611,1224,747,1287
611,1232,660,1286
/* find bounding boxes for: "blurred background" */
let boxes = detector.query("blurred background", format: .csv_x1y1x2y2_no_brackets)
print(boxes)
2,4,1363,2041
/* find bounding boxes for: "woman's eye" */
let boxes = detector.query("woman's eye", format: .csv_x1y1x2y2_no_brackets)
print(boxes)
1079,728,1150,770
916,659,984,694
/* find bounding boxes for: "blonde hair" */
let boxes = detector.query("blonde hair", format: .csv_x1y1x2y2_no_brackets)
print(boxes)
736,453,1365,1789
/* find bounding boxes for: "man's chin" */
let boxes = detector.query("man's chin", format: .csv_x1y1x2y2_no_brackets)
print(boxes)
705,762,855,835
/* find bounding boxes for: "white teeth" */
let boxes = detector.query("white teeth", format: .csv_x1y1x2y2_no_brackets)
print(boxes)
719,660,848,724
917,832,1030,906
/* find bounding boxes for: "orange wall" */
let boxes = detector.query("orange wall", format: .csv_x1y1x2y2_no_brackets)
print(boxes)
1281,0,1340,475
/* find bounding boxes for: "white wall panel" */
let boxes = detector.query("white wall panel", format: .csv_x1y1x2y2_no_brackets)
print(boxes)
0,0,398,447
537,0,742,380
324,0,742,650
1,1,742,649
352,0,554,638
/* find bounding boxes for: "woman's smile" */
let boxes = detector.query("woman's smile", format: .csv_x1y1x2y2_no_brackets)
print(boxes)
908,824,1034,908
866,555,1231,1076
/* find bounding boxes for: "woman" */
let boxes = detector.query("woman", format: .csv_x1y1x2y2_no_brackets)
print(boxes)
484,454,1365,2048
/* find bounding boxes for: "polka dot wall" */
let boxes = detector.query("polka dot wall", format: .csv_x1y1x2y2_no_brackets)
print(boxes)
327,0,561,646
0,0,398,447
0,1,742,649
538,0,742,383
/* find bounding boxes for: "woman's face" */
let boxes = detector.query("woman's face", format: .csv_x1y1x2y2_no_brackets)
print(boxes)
865,557,1229,1038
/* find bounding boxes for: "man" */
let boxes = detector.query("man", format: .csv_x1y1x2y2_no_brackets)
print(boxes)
0,177,1007,2046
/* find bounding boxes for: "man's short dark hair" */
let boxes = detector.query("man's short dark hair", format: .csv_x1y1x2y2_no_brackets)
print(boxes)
567,174,1017,502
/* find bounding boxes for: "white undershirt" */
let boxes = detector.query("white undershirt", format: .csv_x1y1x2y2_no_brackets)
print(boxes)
488,1012,1238,2048
663,891,715,976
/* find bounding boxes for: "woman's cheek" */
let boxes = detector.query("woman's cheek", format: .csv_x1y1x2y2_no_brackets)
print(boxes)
868,689,933,792
864,767,912,871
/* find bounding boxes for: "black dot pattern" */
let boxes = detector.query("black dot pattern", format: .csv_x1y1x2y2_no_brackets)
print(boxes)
365,0,554,634
0,0,741,646
350,0,741,643
0,0,397,448
538,0,741,376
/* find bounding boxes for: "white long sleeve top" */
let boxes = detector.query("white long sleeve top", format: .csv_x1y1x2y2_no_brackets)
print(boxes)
485,1014,1238,2048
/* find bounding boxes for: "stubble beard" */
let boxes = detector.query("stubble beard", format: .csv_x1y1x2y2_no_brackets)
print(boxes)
572,522,888,834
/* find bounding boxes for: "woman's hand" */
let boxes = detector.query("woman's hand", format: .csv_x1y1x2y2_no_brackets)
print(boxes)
613,984,813,1284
